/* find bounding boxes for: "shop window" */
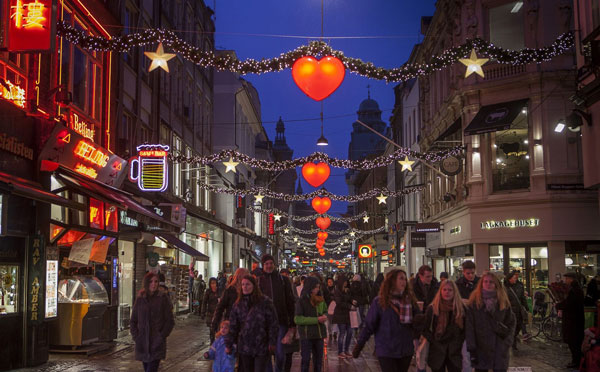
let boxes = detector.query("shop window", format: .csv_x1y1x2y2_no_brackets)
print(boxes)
489,1,524,51
566,254,600,285
530,247,549,290
105,205,118,232
489,244,504,275
491,107,529,192
0,265,18,314
89,198,105,230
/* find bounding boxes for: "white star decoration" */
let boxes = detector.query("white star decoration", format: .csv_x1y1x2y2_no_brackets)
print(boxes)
223,157,239,173
376,193,388,204
398,156,415,172
349,231,356,237
459,49,489,78
273,214,282,221
254,193,264,203
363,215,369,223
293,237,298,242
283,228,289,234
144,43,176,72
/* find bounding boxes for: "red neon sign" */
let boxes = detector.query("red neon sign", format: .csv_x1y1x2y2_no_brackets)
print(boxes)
8,0,53,52
138,150,167,157
74,140,109,167
268,213,275,235
89,198,104,230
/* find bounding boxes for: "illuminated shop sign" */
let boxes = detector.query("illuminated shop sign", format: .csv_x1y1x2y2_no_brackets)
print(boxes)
0,131,33,160
119,210,139,227
358,244,372,258
8,0,54,52
70,112,97,142
268,213,275,235
480,218,540,230
450,226,462,235
40,124,128,186
129,144,169,192
0,79,26,108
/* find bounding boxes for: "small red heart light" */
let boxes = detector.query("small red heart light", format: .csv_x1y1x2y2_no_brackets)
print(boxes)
316,241,324,248
292,56,345,101
319,251,325,256
302,163,330,188
317,231,329,240
316,217,331,230
311,197,332,215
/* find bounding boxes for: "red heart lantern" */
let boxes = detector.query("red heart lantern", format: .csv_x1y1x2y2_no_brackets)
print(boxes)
316,242,324,248
329,259,334,263
319,251,325,256
302,162,330,188
291,56,345,101
317,231,328,240
316,217,331,230
311,197,332,215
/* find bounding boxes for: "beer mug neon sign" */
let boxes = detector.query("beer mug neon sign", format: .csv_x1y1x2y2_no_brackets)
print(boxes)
129,144,170,192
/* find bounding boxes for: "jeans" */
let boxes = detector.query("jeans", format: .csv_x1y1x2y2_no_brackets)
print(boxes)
300,339,324,372
240,354,270,372
336,324,352,353
267,325,288,372
377,356,412,372
142,360,160,372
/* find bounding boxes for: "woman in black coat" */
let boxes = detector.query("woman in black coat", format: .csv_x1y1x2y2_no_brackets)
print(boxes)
130,272,175,372
202,277,220,344
465,272,515,372
332,275,354,358
504,271,530,349
556,272,585,368
211,268,249,334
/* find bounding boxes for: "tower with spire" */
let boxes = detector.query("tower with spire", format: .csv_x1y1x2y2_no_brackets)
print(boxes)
271,117,297,212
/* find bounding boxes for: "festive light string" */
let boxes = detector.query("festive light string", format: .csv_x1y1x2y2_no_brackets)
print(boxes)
56,22,574,82
283,236,357,246
246,206,373,222
277,225,386,235
196,182,423,202
171,147,464,170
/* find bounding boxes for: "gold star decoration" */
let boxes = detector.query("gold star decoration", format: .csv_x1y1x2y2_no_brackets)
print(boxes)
223,157,239,173
349,231,356,237
293,237,298,242
283,228,289,234
363,215,370,223
459,49,489,78
344,238,349,243
144,43,176,73
254,193,264,203
273,214,282,221
376,193,388,204
398,156,415,172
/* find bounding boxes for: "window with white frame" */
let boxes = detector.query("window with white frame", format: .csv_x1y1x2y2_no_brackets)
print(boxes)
489,1,525,51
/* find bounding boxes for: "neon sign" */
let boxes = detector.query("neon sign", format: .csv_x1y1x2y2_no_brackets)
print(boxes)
74,140,109,167
0,80,26,108
70,112,97,142
74,163,98,179
8,0,53,52
129,144,169,192
358,244,373,258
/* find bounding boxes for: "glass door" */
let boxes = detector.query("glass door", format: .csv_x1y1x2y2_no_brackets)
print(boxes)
504,244,548,295
118,240,134,330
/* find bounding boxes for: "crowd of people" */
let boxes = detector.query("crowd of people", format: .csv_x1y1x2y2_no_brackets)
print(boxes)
128,257,592,372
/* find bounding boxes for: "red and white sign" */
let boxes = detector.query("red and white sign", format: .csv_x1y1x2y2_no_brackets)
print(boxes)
268,213,275,235
8,0,55,52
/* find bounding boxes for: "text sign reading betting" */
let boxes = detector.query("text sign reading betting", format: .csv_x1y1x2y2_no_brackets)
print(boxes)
129,144,170,192
8,0,54,52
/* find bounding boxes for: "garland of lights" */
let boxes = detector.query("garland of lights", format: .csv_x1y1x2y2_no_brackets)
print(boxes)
246,206,372,222
283,236,357,246
56,22,574,83
277,225,386,235
172,147,464,170
196,182,423,202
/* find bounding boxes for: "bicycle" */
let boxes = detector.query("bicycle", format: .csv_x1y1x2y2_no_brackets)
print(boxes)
529,290,562,342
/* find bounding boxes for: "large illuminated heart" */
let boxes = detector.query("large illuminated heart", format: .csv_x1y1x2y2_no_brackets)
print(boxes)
311,197,332,215
292,56,345,101
316,217,331,230
317,231,328,240
302,162,330,188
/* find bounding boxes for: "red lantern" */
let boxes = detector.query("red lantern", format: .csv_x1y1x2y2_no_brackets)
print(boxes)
317,231,328,240
291,56,345,101
302,162,330,188
311,196,332,215
329,259,334,263
319,251,326,256
315,217,331,230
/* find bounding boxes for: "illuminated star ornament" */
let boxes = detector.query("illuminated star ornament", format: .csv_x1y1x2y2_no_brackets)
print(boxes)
254,193,264,203
376,193,388,205
144,43,176,72
399,156,415,172
349,231,356,237
293,237,298,242
273,214,282,221
363,215,370,223
283,228,290,234
223,157,239,173
459,49,489,78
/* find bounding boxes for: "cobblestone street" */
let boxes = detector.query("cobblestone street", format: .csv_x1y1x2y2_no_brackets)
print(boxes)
10,314,575,372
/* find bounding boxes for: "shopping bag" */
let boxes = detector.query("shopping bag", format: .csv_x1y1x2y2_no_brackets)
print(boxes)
350,309,360,329
328,300,336,315
415,336,429,370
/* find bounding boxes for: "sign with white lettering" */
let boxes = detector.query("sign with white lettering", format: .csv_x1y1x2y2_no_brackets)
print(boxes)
481,219,540,230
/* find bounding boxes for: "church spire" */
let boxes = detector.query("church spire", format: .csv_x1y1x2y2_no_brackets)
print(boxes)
296,177,303,195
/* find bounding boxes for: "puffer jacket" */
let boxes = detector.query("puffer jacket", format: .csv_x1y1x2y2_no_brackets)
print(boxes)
225,294,279,356
294,276,327,340
206,336,235,372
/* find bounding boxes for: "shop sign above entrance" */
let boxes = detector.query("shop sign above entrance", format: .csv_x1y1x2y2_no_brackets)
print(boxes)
8,0,55,52
440,156,462,176
129,144,170,192
481,218,540,230
415,222,441,233
450,226,461,235
411,232,427,247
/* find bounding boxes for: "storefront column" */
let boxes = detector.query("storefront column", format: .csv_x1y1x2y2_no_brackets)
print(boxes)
548,240,566,283
474,243,489,276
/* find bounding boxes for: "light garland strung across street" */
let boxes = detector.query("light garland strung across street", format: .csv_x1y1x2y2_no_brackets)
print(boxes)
173,147,463,171
246,206,373,222
283,235,355,246
277,225,386,236
56,22,574,83
196,182,423,202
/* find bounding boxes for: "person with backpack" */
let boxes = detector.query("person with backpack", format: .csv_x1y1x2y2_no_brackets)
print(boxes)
294,276,327,372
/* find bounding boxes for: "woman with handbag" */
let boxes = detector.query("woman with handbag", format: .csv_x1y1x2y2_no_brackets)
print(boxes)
504,271,531,350
421,280,465,372
351,269,420,372
466,272,516,372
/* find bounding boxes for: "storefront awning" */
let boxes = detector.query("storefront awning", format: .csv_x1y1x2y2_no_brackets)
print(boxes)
155,232,209,261
0,171,85,211
464,99,528,136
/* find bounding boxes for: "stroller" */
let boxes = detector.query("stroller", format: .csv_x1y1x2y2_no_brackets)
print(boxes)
532,290,548,318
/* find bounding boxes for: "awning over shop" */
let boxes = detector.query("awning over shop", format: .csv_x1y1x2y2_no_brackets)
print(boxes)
0,171,85,210
156,232,209,261
464,99,528,136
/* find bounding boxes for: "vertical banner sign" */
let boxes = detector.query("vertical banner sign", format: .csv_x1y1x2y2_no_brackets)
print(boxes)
28,234,45,324
268,214,275,235
8,0,55,52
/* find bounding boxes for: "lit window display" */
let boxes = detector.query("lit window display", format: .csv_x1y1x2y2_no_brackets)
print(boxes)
0,265,18,314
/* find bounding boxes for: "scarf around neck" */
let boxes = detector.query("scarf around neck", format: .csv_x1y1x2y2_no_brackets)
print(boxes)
310,294,324,308
482,289,497,312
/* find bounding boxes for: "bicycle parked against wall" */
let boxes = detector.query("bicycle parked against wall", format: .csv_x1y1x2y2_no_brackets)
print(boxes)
529,289,562,342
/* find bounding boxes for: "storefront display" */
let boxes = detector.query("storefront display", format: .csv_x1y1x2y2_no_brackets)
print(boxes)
0,265,18,314
45,260,58,318
489,244,549,293
117,240,134,330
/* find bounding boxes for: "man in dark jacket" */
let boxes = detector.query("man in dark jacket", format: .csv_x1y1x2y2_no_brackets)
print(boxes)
410,265,439,309
456,260,479,300
258,254,296,372
557,272,585,369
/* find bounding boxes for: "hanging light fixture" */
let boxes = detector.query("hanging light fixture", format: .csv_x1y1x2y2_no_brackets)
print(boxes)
316,105,328,146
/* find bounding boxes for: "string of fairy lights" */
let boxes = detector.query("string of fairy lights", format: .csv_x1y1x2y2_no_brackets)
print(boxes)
57,21,574,82
245,206,375,222
277,225,385,236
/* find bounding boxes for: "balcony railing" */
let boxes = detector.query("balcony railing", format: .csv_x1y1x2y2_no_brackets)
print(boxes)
483,63,526,81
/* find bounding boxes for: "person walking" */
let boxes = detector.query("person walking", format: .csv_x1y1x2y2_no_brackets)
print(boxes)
352,269,420,372
556,272,585,369
258,254,296,372
455,260,480,372
202,277,220,344
350,274,368,325
204,320,236,372
422,280,465,372
130,272,175,372
504,270,531,350
193,273,206,314
465,272,515,372
332,275,353,358
294,276,327,372
225,275,279,372
212,268,249,334
411,265,440,310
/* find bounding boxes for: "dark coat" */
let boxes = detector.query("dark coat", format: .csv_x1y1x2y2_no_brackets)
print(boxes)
357,296,419,359
211,285,238,332
225,294,279,356
465,303,516,370
202,288,220,326
411,276,440,308
331,287,352,325
350,281,368,306
505,280,527,322
456,276,480,300
422,305,465,371
258,270,296,327
130,290,175,363
556,282,585,344
371,274,384,301
294,277,327,340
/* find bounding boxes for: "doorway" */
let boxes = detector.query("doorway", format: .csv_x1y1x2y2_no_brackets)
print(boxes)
489,244,548,295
